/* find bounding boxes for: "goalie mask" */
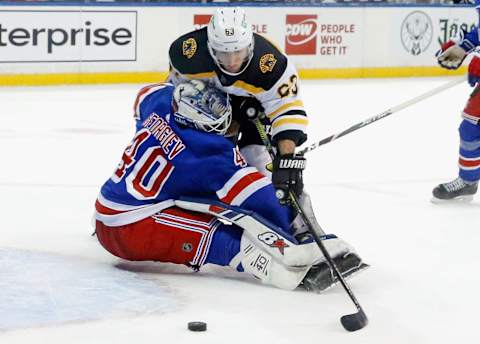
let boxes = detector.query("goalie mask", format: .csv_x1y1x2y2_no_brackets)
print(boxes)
172,80,232,135
207,7,254,76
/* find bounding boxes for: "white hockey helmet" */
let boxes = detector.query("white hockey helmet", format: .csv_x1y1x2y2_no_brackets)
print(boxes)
207,7,254,76
172,80,232,135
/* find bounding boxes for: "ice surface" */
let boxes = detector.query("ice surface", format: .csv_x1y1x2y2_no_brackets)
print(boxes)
0,248,176,331
0,78,479,343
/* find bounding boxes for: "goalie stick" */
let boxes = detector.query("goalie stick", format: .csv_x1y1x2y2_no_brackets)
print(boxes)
253,118,368,332
298,75,466,155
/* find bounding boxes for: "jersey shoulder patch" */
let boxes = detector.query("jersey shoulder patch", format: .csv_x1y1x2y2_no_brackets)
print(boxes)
168,28,216,76
245,34,288,89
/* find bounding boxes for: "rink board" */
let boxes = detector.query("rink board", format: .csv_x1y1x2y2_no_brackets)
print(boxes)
0,4,475,85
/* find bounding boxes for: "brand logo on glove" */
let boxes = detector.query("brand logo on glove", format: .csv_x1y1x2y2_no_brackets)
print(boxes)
279,159,306,170
258,232,289,255
400,11,433,56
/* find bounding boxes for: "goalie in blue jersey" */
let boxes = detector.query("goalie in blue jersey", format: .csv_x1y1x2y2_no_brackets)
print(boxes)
93,80,367,292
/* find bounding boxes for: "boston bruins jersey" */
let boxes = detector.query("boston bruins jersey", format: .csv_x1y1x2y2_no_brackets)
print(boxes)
168,27,308,146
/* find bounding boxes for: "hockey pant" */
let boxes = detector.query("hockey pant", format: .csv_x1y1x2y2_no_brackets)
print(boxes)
95,207,235,269
460,87,480,182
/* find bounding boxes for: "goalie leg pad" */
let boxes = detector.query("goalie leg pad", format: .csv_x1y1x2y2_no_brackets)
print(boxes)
238,234,310,290
175,199,326,267
174,199,365,272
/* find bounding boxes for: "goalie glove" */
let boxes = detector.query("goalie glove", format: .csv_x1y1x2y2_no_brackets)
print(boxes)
272,153,306,204
436,31,475,70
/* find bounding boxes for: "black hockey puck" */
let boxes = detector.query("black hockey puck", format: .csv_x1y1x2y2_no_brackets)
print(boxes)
187,321,207,332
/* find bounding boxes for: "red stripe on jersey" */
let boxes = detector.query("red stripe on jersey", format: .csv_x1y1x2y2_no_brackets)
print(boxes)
220,171,265,204
95,199,126,215
459,157,480,168
133,83,165,119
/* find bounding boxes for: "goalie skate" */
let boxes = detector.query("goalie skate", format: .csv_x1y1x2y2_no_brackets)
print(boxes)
432,177,478,202
301,253,369,293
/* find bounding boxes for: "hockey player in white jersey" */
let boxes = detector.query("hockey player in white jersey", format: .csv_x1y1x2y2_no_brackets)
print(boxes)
168,7,307,204
94,80,367,292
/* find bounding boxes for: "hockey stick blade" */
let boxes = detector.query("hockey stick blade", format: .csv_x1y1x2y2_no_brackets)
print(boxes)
340,309,368,332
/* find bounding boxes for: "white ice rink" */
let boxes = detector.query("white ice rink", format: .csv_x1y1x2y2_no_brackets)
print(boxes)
1,77,479,343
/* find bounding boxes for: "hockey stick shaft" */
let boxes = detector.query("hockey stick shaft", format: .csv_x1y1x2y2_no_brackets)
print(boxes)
298,75,467,155
253,118,367,330
288,191,367,331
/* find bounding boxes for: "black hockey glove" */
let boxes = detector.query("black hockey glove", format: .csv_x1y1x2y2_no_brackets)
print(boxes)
272,153,306,204
232,96,265,122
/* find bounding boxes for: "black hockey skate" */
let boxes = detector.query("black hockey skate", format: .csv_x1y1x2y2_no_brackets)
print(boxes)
301,253,369,293
432,177,478,201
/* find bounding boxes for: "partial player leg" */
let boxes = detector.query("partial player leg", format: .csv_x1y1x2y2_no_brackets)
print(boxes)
290,191,325,239
432,119,480,201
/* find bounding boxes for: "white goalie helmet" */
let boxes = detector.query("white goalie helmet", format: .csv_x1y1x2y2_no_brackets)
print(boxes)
207,7,254,76
172,80,232,135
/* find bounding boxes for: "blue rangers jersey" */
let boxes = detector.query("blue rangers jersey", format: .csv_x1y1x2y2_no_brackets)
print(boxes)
95,83,292,231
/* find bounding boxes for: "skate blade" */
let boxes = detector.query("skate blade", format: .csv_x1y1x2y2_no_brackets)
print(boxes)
311,263,370,294
430,195,474,204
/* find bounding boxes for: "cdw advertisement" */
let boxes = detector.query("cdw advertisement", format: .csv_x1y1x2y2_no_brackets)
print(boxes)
0,10,137,63
192,12,359,66
286,13,360,61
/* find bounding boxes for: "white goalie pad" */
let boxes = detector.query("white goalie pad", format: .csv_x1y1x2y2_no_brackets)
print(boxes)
238,234,309,290
174,199,356,267
175,198,361,291
175,199,323,267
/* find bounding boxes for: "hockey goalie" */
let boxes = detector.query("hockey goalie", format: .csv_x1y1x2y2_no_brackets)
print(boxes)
93,80,368,292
